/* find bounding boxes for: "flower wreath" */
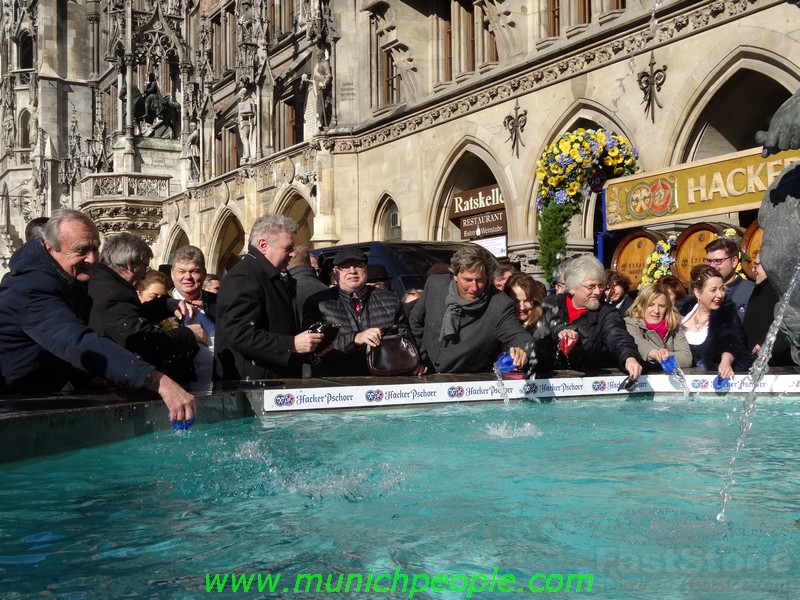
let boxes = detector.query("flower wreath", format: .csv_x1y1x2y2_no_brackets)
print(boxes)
713,228,748,280
639,234,677,288
535,128,641,282
535,128,640,213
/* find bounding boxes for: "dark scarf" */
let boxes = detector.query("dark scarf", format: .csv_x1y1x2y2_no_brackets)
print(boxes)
439,279,491,343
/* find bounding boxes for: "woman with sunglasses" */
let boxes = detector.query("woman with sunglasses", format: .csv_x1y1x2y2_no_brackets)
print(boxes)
679,264,752,379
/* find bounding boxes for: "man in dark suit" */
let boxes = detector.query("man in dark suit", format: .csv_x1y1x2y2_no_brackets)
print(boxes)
214,214,324,380
170,245,217,323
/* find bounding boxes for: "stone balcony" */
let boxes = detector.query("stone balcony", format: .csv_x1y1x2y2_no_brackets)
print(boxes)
79,172,172,243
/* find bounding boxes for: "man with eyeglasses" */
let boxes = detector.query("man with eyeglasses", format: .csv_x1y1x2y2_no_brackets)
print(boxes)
548,254,642,379
703,238,754,322
303,248,406,376
88,232,207,382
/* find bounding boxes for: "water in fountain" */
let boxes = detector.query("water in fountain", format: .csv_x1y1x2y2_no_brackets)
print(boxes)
716,262,800,523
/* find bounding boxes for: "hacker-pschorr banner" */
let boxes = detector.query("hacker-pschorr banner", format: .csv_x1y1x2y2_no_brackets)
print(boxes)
263,374,800,412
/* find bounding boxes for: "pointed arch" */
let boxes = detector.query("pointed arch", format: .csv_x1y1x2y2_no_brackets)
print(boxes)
669,47,800,164
163,225,189,266
207,210,245,276
273,184,316,247
531,100,637,240
17,110,30,149
428,135,513,242
373,193,401,241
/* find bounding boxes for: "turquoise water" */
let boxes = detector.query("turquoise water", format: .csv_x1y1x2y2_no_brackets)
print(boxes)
1,398,800,599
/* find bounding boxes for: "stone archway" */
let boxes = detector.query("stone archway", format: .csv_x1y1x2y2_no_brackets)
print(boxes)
682,69,792,162
274,188,314,247
212,214,245,276
430,139,510,249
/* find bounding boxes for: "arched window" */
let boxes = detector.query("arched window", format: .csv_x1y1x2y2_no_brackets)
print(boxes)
383,201,401,240
18,31,33,70
18,112,31,148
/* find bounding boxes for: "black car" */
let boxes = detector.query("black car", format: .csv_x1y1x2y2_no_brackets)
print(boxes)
312,241,472,299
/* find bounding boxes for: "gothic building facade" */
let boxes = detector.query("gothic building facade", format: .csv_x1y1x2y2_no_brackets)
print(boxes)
0,0,797,276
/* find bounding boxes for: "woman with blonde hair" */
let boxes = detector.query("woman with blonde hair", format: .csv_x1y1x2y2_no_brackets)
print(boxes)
624,282,692,370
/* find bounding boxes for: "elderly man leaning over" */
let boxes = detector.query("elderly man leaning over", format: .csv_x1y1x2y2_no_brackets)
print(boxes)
409,244,534,374
544,254,642,379
88,233,207,382
0,209,195,421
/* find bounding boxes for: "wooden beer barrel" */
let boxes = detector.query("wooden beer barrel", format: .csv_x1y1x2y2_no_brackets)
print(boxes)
740,219,762,280
610,230,663,290
674,222,744,285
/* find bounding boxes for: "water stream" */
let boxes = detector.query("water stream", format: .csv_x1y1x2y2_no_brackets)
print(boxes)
716,263,800,523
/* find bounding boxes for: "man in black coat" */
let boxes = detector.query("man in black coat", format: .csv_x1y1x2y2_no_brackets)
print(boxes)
545,254,642,377
214,214,324,380
88,233,206,381
742,255,794,366
303,248,402,376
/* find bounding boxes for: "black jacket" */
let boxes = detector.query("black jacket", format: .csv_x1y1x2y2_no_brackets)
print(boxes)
0,240,154,392
743,279,794,366
214,246,302,380
88,263,199,380
547,294,641,371
303,285,400,376
679,297,753,372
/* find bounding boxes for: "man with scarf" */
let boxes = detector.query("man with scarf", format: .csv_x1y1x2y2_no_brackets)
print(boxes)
409,245,534,373
545,254,642,378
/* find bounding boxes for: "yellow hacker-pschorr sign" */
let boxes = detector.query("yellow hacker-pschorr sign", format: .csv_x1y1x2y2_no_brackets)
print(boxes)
604,147,800,230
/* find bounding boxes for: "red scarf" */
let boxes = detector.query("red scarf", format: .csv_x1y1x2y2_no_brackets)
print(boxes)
646,318,669,340
566,295,588,323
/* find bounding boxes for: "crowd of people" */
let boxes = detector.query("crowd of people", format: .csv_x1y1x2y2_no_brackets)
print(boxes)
0,209,793,418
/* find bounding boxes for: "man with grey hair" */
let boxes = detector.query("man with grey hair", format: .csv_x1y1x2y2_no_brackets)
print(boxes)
88,233,206,381
215,213,324,380
0,210,195,421
548,254,642,378
409,244,533,373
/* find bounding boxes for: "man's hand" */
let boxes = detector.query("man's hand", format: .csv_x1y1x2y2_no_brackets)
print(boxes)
147,371,196,421
186,323,209,346
355,327,383,347
624,356,642,380
295,330,324,353
508,346,528,369
168,298,196,321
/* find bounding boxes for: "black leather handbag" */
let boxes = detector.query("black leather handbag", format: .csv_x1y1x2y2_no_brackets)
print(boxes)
366,324,420,376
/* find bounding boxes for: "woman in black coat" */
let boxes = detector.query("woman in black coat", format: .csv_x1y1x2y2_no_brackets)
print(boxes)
679,265,753,379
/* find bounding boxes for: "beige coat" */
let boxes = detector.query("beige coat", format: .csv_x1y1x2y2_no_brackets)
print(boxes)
624,317,693,369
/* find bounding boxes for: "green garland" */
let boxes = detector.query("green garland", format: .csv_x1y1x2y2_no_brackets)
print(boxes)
538,203,572,283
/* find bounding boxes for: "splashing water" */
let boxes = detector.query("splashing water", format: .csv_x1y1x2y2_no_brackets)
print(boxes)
485,421,542,438
671,364,690,400
716,263,800,523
